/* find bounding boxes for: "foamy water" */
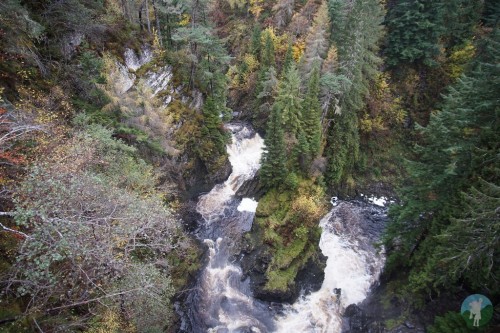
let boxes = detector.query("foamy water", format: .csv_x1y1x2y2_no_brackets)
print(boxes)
275,203,386,332
186,123,386,333
196,124,264,224
185,124,273,333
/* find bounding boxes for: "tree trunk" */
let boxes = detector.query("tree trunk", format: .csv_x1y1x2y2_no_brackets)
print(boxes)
189,42,198,90
139,1,144,30
145,0,151,33
121,0,130,21
152,0,162,46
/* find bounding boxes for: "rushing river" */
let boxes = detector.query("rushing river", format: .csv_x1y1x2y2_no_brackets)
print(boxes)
275,199,386,332
182,123,273,332
181,123,387,333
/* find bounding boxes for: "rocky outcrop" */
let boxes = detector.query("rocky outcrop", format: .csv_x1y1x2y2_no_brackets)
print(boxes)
342,302,425,333
239,222,326,303
182,157,233,200
235,172,265,199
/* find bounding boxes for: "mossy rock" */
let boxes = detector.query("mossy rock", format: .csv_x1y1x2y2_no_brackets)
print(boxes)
243,179,327,302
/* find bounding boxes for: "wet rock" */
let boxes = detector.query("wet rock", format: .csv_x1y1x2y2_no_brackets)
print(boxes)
178,200,203,232
183,157,232,200
344,304,369,333
235,173,265,199
61,32,84,59
295,253,327,295
404,321,415,329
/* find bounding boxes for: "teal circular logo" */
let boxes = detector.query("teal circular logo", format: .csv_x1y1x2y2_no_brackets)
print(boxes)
461,294,493,328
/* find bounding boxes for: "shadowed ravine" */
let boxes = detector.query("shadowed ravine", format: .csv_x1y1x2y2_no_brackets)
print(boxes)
182,123,274,333
181,123,387,333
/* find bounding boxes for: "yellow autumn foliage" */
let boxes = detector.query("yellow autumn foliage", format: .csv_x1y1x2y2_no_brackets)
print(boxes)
292,40,305,62
261,27,289,55
447,42,475,80
249,0,264,18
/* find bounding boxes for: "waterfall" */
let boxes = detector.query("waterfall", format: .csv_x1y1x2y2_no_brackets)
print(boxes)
183,123,275,333
275,200,386,332
182,122,387,333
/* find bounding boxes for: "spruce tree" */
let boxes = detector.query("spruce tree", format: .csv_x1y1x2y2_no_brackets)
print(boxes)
253,66,279,131
260,30,276,69
324,0,384,186
260,103,288,189
250,25,262,57
293,127,311,174
195,97,228,172
327,0,346,41
301,0,330,77
384,27,500,295
273,64,303,136
302,65,322,159
384,0,444,67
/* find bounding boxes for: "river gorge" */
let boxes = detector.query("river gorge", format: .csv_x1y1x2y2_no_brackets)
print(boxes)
180,123,387,333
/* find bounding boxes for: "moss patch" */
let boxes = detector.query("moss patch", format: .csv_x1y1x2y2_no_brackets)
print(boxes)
253,178,327,294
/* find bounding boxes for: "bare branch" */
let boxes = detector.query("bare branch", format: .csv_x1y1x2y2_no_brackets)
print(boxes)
0,222,31,239
47,285,154,312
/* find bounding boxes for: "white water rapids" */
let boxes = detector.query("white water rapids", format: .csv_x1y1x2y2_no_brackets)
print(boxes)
183,123,274,333
183,123,386,333
275,200,386,332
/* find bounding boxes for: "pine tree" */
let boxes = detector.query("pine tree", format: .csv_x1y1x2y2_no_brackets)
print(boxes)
302,65,322,159
260,104,288,189
274,64,303,136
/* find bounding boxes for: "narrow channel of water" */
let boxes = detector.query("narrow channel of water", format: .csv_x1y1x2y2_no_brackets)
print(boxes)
183,124,273,333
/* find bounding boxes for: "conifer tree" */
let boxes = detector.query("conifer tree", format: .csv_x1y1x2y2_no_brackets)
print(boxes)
260,30,276,69
441,0,482,51
301,0,330,77
327,0,347,43
197,95,229,173
273,64,303,136
260,103,288,189
281,42,294,77
293,127,311,173
384,27,500,295
384,0,444,67
250,25,262,57
324,0,384,186
253,66,279,131
302,65,322,158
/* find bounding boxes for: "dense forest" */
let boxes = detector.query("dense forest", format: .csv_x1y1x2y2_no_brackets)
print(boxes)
0,0,498,332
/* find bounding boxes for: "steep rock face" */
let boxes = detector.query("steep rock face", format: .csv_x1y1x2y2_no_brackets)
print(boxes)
234,172,265,199
343,280,470,333
182,158,232,200
106,47,230,198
